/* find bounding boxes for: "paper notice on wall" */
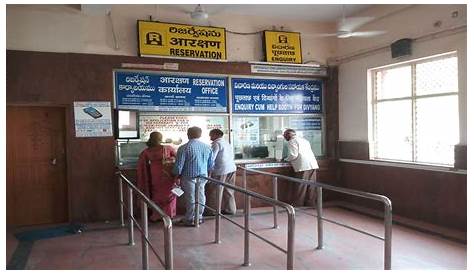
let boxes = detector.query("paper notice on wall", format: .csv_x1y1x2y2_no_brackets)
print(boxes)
74,101,113,137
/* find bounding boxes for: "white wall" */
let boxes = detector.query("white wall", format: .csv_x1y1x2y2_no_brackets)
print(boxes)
5,4,468,145
337,4,467,145
6,4,337,64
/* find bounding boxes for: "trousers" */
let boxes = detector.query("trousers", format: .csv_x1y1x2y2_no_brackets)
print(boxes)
181,176,207,222
292,169,317,207
207,172,237,215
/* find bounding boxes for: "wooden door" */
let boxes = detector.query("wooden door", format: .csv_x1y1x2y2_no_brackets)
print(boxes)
6,106,68,225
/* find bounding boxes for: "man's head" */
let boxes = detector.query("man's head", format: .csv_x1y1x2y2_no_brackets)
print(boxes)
187,126,202,139
283,129,296,141
209,128,224,141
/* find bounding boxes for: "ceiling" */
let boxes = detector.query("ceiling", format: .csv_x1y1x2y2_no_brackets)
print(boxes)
8,4,374,23
163,4,373,22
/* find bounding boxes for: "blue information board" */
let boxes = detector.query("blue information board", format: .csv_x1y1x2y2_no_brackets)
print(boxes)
289,117,321,130
115,71,228,112
232,78,322,114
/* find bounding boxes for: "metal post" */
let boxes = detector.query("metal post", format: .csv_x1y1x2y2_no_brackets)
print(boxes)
243,194,251,266
194,178,200,228
243,168,247,190
163,220,174,270
127,186,135,246
215,184,222,244
384,203,392,270
272,176,279,229
286,209,296,270
316,186,323,249
118,176,125,227
141,201,149,269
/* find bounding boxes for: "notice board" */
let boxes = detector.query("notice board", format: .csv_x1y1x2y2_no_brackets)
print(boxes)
232,77,322,114
114,70,228,112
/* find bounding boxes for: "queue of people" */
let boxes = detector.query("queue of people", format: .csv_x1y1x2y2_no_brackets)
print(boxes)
136,127,318,226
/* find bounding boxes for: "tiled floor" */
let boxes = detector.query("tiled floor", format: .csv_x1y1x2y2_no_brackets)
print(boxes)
6,207,466,270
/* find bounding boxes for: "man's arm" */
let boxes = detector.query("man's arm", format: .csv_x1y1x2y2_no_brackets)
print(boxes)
172,146,185,177
207,146,215,172
210,142,219,164
284,139,299,161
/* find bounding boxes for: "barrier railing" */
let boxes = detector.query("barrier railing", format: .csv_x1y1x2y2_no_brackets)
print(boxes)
239,165,393,270
195,175,296,270
117,171,173,270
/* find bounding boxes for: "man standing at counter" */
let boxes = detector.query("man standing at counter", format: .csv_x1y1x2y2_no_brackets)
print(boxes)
173,126,213,226
207,129,237,215
283,128,319,207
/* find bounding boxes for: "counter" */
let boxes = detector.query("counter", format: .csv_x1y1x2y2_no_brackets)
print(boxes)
117,158,335,216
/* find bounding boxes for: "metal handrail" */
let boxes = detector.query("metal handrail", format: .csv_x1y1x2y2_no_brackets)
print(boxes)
196,175,296,270
239,165,392,270
116,171,174,270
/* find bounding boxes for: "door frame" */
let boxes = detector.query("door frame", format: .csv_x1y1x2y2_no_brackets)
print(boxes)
7,103,72,224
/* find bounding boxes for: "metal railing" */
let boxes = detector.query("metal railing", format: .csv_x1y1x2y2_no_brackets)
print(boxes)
194,175,296,270
239,165,393,270
117,171,173,270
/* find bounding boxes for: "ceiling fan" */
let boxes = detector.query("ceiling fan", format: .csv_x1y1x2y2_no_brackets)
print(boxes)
315,5,386,38
190,4,208,21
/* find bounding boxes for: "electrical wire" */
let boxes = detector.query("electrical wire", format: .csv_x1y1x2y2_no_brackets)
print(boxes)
107,10,120,50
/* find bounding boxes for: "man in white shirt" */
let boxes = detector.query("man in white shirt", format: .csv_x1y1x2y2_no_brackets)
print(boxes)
206,129,237,215
283,128,319,207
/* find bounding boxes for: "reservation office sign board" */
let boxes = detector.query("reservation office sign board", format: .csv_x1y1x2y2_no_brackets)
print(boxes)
263,30,302,64
137,21,226,60
74,101,113,137
114,71,228,112
232,77,322,114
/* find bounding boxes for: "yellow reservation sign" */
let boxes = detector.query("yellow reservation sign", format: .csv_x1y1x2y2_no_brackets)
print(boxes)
264,31,302,64
137,21,227,60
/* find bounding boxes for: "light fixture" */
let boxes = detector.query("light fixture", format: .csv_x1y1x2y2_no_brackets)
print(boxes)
190,4,208,21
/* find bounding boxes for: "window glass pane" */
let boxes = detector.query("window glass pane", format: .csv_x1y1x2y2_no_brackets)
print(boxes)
232,116,322,160
139,114,229,146
117,114,229,165
415,95,458,165
375,65,411,100
415,56,458,96
374,100,412,161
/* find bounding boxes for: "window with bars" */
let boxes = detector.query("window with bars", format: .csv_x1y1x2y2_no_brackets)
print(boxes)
369,52,459,166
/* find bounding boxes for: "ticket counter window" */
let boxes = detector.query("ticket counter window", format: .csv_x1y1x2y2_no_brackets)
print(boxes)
232,116,323,160
116,113,229,166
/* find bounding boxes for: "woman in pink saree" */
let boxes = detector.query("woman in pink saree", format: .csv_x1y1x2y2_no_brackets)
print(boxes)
137,131,177,220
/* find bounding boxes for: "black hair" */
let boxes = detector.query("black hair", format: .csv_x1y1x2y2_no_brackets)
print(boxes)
209,128,224,137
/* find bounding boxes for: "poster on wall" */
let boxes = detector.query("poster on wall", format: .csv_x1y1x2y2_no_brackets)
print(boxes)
114,70,228,112
139,113,227,146
233,117,260,148
74,101,113,137
137,21,226,61
263,30,302,64
232,77,322,114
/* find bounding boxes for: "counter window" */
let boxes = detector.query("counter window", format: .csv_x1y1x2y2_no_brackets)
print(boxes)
116,113,229,166
232,116,323,160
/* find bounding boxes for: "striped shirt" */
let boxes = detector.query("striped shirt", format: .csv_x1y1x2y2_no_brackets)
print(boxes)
173,139,213,178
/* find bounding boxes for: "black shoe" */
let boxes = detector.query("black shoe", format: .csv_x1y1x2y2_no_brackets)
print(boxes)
176,219,203,226
176,220,194,227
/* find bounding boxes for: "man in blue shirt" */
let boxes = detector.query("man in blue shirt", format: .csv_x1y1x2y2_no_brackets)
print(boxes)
173,126,213,226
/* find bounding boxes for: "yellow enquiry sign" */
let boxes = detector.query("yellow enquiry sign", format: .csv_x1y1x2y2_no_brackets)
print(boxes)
137,21,226,60
264,30,302,64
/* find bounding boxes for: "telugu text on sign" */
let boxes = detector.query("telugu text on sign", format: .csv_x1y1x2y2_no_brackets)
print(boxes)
138,21,226,60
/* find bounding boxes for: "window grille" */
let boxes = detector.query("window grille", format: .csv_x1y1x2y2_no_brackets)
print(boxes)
370,52,459,166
